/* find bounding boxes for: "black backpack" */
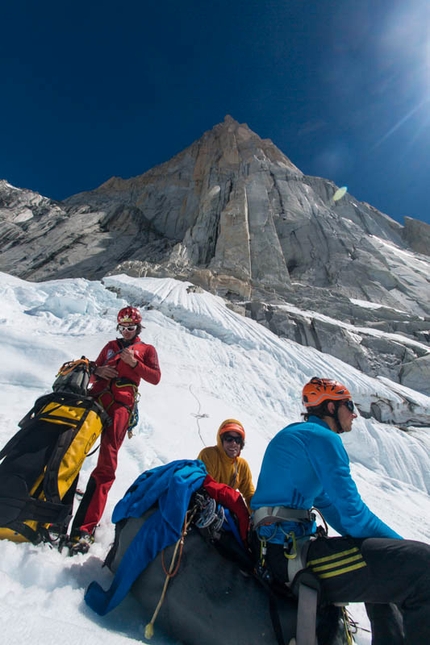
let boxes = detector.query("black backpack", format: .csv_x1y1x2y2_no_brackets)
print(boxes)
52,356,93,396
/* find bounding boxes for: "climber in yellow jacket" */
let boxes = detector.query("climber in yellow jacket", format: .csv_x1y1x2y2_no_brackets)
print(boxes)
197,419,255,510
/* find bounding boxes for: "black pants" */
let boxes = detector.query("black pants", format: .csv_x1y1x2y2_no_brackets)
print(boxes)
301,535,430,645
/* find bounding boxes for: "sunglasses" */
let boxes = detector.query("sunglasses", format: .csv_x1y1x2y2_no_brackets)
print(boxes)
340,400,355,412
119,324,138,332
223,434,243,445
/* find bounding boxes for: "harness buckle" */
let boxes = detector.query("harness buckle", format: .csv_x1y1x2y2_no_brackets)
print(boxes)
253,505,315,529
285,535,314,586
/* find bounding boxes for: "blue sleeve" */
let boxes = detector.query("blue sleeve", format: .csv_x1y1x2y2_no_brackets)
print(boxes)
310,433,402,540
313,490,348,535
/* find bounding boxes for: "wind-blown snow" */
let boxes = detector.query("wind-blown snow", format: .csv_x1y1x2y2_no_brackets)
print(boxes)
0,272,429,645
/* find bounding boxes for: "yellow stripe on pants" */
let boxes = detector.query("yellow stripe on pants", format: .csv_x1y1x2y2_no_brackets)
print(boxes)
308,547,367,579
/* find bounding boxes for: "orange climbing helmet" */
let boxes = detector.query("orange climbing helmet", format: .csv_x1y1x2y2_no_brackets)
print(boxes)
218,419,245,440
302,377,352,408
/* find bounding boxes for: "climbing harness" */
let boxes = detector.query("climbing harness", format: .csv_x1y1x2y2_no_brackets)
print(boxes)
93,338,145,437
252,507,332,645
253,505,316,529
253,506,327,584
94,378,139,438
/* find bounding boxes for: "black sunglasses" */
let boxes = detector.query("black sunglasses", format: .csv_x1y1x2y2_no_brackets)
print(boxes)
340,400,355,412
223,434,243,445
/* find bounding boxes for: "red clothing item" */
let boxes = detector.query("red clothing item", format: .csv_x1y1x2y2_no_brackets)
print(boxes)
79,402,130,534
203,474,250,543
72,336,161,536
90,337,161,405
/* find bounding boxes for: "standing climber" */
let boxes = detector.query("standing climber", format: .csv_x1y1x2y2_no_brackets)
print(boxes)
68,306,161,554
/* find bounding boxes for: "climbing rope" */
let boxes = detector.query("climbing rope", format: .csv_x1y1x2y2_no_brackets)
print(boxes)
144,507,197,640
341,606,360,644
189,384,209,446
194,493,225,533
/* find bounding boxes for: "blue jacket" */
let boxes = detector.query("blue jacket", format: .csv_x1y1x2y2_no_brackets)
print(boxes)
251,417,402,544
85,459,207,615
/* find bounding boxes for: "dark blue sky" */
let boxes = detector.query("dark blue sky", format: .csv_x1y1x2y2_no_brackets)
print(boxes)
2,0,430,225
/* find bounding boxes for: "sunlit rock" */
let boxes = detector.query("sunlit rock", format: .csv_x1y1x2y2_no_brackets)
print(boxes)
1,117,429,396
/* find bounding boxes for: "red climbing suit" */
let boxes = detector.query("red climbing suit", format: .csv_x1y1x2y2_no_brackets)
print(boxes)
71,337,161,535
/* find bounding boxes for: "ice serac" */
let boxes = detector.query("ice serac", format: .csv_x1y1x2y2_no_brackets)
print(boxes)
0,118,429,398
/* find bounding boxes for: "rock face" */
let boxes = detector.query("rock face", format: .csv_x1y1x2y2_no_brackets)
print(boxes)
1,117,430,395
402,216,430,256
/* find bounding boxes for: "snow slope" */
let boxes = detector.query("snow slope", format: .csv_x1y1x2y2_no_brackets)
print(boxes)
0,272,429,644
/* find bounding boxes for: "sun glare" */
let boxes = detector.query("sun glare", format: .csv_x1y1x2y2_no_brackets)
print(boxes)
370,3,430,148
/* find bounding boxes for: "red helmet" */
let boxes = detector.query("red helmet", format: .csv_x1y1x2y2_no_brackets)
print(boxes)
302,377,352,408
117,306,142,325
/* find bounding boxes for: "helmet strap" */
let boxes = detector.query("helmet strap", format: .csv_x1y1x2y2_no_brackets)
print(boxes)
325,401,344,434
333,402,344,434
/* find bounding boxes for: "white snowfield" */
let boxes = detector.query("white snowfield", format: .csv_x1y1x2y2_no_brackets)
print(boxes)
0,272,429,645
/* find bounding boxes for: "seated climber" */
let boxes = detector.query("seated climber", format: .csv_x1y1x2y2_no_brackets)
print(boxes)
250,376,430,645
197,419,255,510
